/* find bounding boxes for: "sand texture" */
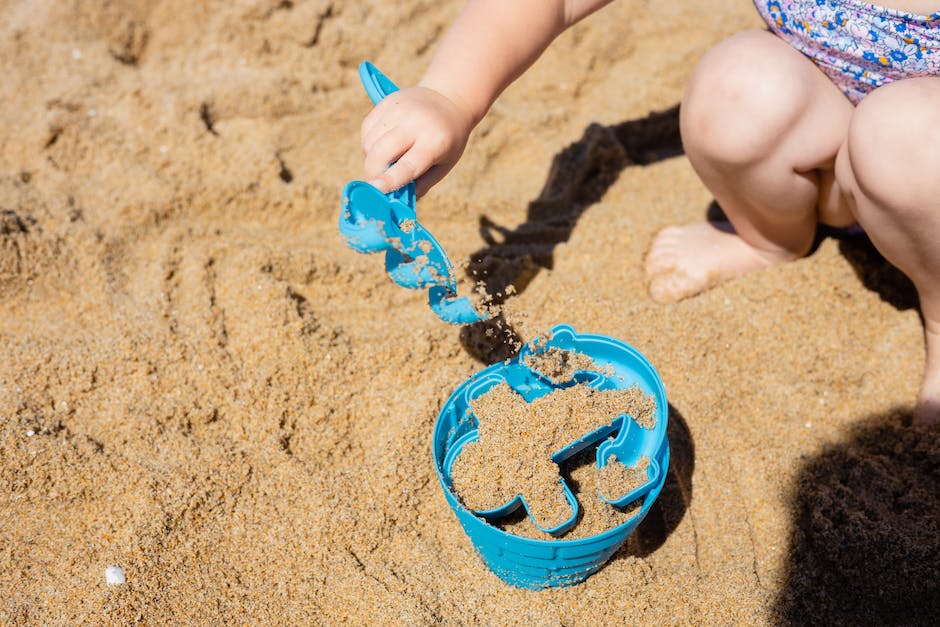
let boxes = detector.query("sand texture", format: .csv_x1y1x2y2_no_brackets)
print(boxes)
523,347,601,384
1,1,938,624
598,454,652,502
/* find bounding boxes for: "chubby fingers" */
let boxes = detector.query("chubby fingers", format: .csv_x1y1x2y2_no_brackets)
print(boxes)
363,127,414,181
360,96,395,152
358,86,466,194
363,123,441,193
369,150,426,194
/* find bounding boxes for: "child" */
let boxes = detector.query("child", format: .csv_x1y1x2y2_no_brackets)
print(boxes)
360,0,940,425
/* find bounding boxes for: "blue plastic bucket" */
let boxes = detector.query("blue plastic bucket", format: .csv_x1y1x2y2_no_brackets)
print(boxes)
432,325,669,588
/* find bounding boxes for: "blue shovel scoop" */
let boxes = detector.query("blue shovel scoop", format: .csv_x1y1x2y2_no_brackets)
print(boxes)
338,62,487,325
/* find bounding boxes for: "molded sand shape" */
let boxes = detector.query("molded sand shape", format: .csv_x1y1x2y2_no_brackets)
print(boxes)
449,364,658,536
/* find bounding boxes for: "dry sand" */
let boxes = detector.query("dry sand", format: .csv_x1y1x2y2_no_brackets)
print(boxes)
1,0,937,624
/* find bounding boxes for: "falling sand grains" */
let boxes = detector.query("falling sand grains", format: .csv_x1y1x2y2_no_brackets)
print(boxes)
449,381,656,534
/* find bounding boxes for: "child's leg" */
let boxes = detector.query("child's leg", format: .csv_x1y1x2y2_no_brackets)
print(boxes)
834,77,940,426
646,30,854,303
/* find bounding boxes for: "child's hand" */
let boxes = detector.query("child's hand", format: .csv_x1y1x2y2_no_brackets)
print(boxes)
361,86,473,197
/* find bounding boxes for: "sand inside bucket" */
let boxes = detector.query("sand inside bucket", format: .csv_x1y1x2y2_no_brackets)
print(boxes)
598,454,652,502
449,376,657,534
523,346,610,384
498,447,645,540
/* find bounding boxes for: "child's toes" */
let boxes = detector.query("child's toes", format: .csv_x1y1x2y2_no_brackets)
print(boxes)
645,231,681,275
648,269,699,304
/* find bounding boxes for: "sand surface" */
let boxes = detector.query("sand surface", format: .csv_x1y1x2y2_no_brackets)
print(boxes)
1,1,937,624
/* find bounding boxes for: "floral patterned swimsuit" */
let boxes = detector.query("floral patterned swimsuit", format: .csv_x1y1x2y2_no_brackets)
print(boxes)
754,0,940,102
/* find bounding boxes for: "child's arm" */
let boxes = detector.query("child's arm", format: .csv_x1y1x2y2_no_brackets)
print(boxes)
361,0,614,196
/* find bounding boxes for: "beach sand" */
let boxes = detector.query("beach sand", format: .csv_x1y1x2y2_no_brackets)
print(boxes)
1,0,937,623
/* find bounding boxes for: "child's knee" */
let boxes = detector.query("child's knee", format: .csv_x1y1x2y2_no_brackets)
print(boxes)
681,30,814,165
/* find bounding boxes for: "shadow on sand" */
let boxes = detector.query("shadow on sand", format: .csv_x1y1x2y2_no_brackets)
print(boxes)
774,412,939,625
835,233,919,313
458,105,684,364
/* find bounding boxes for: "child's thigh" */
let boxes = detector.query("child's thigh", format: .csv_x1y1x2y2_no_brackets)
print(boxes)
844,77,940,212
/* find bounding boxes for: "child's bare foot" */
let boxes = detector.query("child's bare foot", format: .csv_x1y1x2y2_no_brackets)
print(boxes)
914,326,940,427
645,222,797,304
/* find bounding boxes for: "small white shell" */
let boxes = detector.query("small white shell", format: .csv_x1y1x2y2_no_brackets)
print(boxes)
105,565,126,585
